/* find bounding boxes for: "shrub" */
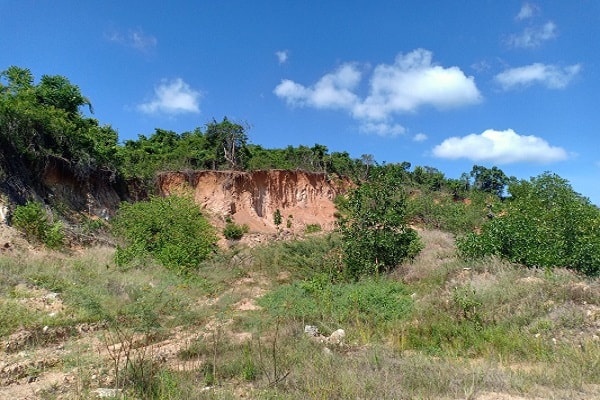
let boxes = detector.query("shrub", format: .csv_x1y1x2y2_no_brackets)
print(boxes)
338,167,423,279
457,172,600,276
223,221,249,240
305,224,322,234
12,201,64,249
112,195,217,274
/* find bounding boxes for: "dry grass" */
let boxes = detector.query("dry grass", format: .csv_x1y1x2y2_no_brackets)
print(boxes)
1,230,600,399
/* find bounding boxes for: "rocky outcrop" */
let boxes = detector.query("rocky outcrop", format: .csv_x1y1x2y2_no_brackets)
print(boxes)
158,170,352,233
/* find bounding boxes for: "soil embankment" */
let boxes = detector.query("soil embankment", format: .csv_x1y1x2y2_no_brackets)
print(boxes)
158,170,352,233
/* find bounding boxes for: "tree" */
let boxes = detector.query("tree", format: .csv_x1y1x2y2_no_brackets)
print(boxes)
205,117,249,170
457,172,600,276
338,168,422,279
36,74,92,115
360,154,375,180
0,66,119,181
412,165,445,191
469,165,509,197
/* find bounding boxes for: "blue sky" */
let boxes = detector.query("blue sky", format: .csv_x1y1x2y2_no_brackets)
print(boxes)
1,1,599,204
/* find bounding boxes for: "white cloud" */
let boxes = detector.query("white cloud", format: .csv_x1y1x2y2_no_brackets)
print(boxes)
138,78,201,115
276,50,289,64
359,121,406,137
432,128,568,164
413,133,428,142
495,63,581,90
106,28,157,52
353,49,481,120
274,64,361,110
507,21,557,48
516,3,537,20
274,49,481,136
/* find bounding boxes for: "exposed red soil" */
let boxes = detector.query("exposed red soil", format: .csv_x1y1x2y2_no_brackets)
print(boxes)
158,170,352,233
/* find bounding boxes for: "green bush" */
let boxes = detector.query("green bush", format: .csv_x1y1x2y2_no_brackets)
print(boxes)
457,173,600,276
12,201,64,249
112,195,217,274
305,224,322,234
223,221,248,240
338,167,423,279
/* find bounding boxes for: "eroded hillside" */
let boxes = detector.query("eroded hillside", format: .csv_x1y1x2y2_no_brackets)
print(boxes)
158,170,352,233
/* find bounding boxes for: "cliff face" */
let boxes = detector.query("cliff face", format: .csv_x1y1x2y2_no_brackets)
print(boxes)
158,170,352,233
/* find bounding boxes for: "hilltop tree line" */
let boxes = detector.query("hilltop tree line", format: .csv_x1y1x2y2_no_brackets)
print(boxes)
0,66,510,196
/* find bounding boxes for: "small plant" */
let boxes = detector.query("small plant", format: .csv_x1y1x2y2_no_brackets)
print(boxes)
273,208,282,230
452,285,482,326
12,201,64,249
305,223,322,234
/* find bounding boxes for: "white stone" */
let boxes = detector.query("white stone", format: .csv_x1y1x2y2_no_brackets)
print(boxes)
304,325,320,337
327,329,346,345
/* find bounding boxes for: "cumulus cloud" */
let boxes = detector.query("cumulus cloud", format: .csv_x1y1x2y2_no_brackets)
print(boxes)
359,121,406,137
274,64,361,109
507,21,557,48
138,78,201,115
516,3,537,20
274,49,481,136
432,128,568,164
106,28,157,52
353,49,482,120
276,50,289,64
413,133,428,142
495,63,581,90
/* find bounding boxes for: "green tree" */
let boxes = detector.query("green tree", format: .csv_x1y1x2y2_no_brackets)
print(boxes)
36,74,92,115
457,172,600,276
338,168,422,279
0,66,119,181
205,117,249,170
469,165,509,197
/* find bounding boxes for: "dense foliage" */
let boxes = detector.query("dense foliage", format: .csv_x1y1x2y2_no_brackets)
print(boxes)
458,172,600,276
0,66,119,181
12,201,64,249
338,166,423,279
112,195,217,274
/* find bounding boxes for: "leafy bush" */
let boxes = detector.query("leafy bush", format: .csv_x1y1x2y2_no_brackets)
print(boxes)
112,195,217,274
223,221,248,240
457,173,600,276
338,167,422,279
12,201,64,249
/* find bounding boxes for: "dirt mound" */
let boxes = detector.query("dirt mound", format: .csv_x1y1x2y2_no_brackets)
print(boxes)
158,170,352,233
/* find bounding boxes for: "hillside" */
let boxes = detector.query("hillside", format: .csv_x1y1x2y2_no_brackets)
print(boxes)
158,170,352,233
1,229,599,399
